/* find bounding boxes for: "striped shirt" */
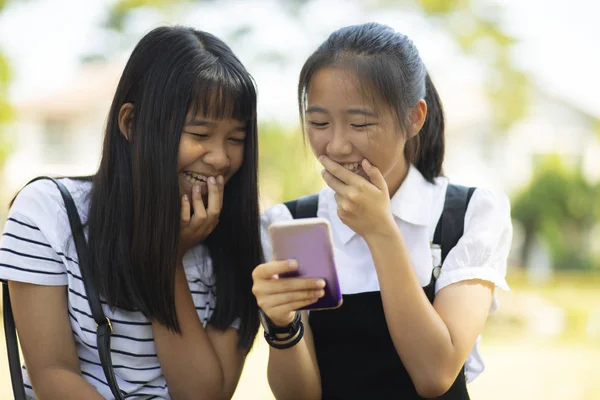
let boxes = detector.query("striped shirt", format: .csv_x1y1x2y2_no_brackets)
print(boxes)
0,178,232,399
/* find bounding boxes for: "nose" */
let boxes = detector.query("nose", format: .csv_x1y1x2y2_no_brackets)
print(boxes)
202,142,230,171
326,126,352,157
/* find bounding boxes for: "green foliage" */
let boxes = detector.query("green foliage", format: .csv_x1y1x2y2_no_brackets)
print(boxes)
106,0,209,31
418,0,469,14
414,0,530,131
258,123,323,205
0,51,13,172
512,155,600,270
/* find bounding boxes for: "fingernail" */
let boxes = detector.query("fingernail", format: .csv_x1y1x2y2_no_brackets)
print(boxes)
363,159,371,168
316,279,326,288
182,195,188,201
289,259,298,268
321,169,326,176
193,185,200,192
319,155,324,162
217,175,224,184
316,290,325,297
208,176,216,184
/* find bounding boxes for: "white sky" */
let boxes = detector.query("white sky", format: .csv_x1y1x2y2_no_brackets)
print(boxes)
0,0,598,123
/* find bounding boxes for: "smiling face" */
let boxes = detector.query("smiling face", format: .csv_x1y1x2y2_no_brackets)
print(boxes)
305,67,410,195
177,114,247,201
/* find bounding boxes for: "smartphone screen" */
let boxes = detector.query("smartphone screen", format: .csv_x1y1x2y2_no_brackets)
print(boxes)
269,218,342,310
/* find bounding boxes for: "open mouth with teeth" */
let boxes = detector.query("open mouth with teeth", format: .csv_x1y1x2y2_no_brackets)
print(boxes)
343,162,361,172
181,171,211,196
339,161,370,181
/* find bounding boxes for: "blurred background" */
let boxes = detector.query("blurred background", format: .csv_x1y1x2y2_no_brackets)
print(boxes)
0,0,599,398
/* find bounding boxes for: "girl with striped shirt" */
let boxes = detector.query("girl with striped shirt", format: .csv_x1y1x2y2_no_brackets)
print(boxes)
0,26,262,399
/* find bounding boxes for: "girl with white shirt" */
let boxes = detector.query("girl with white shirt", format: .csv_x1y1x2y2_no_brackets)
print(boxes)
252,22,512,399
1,26,262,399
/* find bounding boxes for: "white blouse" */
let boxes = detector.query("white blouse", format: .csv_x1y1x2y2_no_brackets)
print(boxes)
260,165,512,383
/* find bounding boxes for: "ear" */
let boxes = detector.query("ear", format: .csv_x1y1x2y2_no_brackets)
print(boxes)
118,103,134,140
409,99,427,139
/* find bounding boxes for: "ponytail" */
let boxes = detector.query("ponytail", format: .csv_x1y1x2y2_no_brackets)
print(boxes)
408,72,445,183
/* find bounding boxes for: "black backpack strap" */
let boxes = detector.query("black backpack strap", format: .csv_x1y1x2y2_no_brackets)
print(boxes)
2,282,26,400
3,177,124,400
433,184,476,265
284,194,319,219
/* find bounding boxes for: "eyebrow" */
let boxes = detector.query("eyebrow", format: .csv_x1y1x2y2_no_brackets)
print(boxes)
306,106,329,115
305,106,377,118
346,108,378,118
186,119,247,132
186,119,216,127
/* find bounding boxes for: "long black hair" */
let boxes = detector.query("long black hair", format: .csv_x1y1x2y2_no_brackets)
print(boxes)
85,26,261,349
298,22,445,183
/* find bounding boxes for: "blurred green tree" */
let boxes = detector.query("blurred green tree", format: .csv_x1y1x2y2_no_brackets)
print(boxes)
512,154,600,270
258,123,322,204
0,0,13,175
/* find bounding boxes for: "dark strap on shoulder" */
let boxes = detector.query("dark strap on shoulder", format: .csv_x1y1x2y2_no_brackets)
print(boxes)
2,283,26,400
433,184,476,264
284,194,319,219
3,177,124,400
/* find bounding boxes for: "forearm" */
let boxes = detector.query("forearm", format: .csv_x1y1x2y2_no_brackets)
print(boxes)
152,265,224,400
31,368,104,400
365,227,458,393
267,331,321,400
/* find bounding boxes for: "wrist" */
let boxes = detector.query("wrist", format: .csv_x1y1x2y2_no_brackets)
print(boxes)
271,312,297,328
363,216,399,244
260,310,301,341
263,318,305,350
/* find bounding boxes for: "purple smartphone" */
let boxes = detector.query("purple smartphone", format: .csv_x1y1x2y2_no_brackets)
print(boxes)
269,217,343,310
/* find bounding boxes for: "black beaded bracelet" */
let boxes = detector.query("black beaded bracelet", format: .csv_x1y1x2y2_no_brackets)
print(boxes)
264,322,305,350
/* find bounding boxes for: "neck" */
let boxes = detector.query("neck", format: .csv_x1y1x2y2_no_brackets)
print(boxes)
385,159,410,198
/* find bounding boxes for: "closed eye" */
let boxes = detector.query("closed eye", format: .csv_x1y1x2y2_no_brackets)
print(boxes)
308,121,329,128
184,132,209,139
229,137,246,144
351,123,375,129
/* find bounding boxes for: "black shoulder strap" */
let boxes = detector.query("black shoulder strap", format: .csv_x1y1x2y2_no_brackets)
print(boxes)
2,282,25,400
433,184,476,264
3,177,124,400
284,194,319,219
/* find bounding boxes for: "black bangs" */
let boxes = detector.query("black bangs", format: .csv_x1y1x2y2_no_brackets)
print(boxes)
189,59,257,123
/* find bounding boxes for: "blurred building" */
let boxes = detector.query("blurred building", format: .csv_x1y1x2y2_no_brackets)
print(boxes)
0,61,124,212
442,83,600,192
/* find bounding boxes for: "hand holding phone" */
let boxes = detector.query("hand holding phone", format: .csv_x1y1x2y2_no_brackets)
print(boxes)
268,218,342,311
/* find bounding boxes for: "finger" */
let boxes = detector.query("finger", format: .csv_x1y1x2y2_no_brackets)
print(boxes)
268,298,320,315
258,289,325,310
252,260,299,280
321,169,349,195
181,195,191,224
206,176,222,223
264,276,326,296
334,193,353,214
362,159,387,191
319,155,361,185
191,184,207,223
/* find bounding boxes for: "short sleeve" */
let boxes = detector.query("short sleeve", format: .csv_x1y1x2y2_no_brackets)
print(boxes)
260,203,294,262
0,180,68,285
435,188,512,299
